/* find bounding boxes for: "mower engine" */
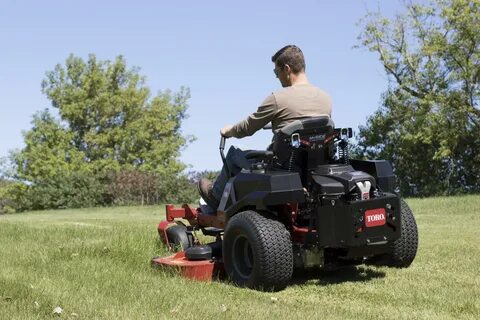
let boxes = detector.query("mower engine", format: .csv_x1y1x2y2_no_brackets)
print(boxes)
292,163,401,269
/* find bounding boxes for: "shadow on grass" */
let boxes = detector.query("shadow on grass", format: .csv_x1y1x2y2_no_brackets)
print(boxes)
152,257,385,289
151,238,385,288
291,265,386,286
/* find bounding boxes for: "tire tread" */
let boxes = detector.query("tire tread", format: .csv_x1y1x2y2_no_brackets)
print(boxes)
223,210,293,290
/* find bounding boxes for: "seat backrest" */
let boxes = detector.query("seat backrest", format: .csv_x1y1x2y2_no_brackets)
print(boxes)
279,116,335,136
272,116,336,177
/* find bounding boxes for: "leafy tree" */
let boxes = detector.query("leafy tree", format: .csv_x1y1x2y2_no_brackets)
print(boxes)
15,110,88,182
12,54,192,210
40,54,192,175
356,0,480,196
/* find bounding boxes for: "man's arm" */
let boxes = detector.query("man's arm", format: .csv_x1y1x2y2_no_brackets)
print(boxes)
222,94,277,138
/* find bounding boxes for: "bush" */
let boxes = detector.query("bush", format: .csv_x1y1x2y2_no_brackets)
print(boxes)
159,174,198,205
4,172,107,212
0,181,27,214
1,170,220,212
0,181,14,214
107,170,160,206
30,172,107,210
107,170,200,206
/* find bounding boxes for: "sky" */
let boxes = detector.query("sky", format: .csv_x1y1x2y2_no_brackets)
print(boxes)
0,0,403,172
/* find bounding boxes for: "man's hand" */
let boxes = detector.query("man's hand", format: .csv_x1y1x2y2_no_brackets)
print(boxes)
220,125,234,138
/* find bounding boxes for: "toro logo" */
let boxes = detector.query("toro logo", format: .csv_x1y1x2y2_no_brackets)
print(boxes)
365,208,387,227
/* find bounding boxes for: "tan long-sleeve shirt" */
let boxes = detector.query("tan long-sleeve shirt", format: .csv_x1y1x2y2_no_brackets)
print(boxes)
230,83,332,138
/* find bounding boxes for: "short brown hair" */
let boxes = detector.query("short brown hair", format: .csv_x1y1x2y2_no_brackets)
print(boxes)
271,45,305,73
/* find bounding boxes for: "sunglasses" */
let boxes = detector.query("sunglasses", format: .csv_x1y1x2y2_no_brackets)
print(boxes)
273,66,283,77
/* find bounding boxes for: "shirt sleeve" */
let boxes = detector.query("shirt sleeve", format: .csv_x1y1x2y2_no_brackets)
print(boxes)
230,94,277,138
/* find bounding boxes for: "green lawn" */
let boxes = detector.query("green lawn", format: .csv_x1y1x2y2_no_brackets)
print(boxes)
0,196,479,320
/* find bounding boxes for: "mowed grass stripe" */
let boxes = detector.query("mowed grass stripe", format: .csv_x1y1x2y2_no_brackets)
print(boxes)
0,196,479,319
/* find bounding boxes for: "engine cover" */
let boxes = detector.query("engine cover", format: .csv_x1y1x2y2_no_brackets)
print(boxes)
311,164,376,195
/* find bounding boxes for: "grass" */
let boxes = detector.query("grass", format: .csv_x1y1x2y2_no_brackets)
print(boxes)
0,196,479,320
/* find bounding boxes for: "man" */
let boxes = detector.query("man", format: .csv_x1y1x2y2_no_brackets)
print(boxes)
199,45,333,210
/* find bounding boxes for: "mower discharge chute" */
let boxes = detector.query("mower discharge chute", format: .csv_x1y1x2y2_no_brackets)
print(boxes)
152,116,418,291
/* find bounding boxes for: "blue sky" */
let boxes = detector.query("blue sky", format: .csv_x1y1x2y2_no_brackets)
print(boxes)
0,0,403,172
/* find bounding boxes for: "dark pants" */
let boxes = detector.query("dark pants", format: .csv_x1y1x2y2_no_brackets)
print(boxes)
211,146,254,201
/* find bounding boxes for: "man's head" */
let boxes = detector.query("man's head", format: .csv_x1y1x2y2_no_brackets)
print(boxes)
271,45,306,87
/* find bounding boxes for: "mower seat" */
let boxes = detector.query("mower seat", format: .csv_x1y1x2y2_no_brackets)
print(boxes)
279,116,334,135
245,117,334,163
272,116,336,174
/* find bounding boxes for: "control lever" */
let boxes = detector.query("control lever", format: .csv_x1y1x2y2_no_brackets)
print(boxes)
219,135,232,178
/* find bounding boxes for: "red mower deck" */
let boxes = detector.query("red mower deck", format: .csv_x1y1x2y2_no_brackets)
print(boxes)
151,251,223,281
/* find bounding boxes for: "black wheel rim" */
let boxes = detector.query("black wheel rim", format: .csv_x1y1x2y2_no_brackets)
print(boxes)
232,234,254,279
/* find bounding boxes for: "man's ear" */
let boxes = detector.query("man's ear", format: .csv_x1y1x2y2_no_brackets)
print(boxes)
284,64,292,74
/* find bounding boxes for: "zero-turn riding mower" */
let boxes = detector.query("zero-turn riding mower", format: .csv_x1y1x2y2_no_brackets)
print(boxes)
152,116,418,291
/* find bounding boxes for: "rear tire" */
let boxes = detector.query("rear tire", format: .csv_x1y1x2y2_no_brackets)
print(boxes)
371,198,418,267
223,210,293,291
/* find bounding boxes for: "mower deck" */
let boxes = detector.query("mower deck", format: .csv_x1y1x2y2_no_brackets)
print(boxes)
151,251,223,281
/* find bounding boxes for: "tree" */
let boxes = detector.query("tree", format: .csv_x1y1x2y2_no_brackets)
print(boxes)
12,54,192,210
356,0,480,196
40,54,192,175
15,110,88,182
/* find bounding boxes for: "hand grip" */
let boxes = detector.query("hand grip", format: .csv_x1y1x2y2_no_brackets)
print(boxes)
219,135,231,178
219,136,226,151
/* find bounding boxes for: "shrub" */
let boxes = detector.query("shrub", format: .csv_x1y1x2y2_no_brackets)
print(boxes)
4,172,107,212
107,170,200,206
107,170,160,206
1,169,221,212
0,182,27,214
